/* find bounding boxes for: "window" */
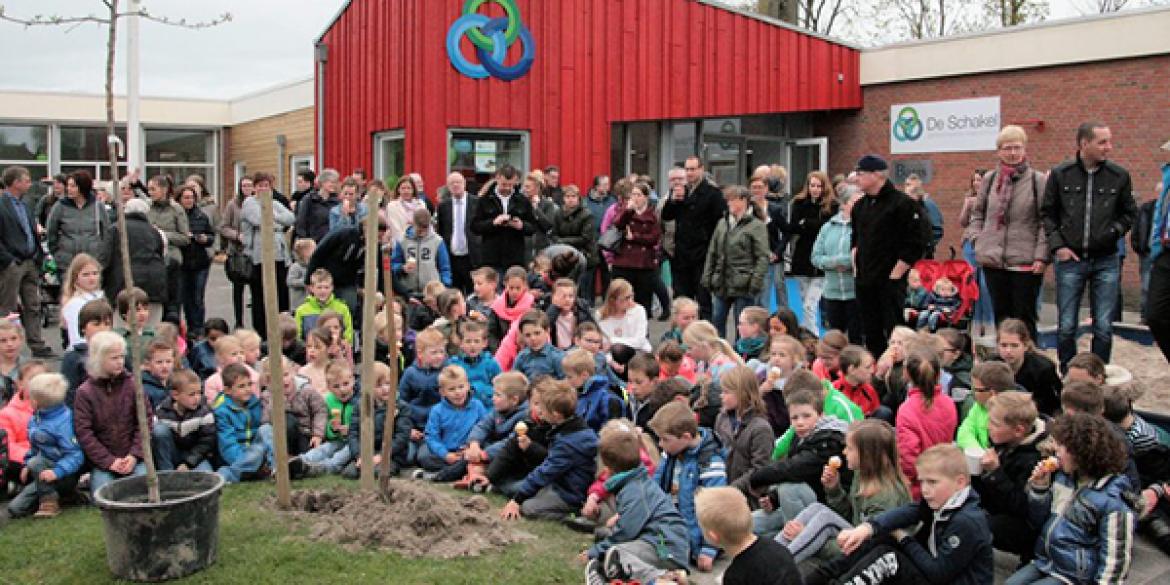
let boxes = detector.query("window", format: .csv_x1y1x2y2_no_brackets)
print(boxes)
144,129,214,190
59,125,131,184
0,124,51,199
447,130,528,195
290,155,314,192
374,131,405,187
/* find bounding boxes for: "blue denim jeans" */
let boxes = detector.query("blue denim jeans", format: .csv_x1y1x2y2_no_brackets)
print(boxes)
1055,253,1120,370
757,263,788,311
301,439,352,474
712,295,754,340
151,421,214,472
1005,562,1064,585
1141,253,1154,321
216,424,275,483
180,267,209,336
91,462,147,496
750,482,817,540
7,455,79,517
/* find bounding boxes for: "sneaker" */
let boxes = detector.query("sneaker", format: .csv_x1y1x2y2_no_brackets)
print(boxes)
584,558,606,585
469,481,493,494
288,457,308,480
563,514,598,534
34,497,61,518
30,347,55,359
411,468,427,480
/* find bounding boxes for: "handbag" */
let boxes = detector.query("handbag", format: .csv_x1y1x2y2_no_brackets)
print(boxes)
598,226,623,253
225,251,251,284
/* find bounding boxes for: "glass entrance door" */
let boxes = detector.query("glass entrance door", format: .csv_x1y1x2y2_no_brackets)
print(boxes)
701,133,745,187
787,137,828,187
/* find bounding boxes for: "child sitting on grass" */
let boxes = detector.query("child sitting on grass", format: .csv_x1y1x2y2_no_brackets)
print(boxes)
748,383,849,539
484,376,551,497
344,362,412,479
294,268,354,344
458,371,529,490
624,352,661,434
6,373,83,519
113,287,155,365
1007,413,1136,585
649,401,727,573
756,334,804,436
0,361,46,483
714,365,775,492
415,365,487,481
466,266,499,322
501,380,598,522
582,419,689,584
655,340,696,385
260,355,326,457
445,320,502,409
203,334,258,402
234,329,263,370
511,309,565,381
151,369,215,472
895,347,957,501
293,360,357,476
213,363,275,483
955,361,1016,450
190,318,229,380
564,348,622,433
833,345,881,418
140,339,176,408
298,328,332,395
817,444,993,585
74,331,148,494
61,299,114,406
400,328,447,465
660,297,698,345
974,392,1047,562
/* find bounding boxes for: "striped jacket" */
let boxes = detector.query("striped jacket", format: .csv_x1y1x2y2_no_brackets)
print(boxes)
653,428,727,561
1027,472,1136,584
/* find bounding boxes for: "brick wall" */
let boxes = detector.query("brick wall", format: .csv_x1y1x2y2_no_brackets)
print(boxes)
222,107,315,199
816,54,1170,297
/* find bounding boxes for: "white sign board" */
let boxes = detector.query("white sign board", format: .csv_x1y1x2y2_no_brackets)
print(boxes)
890,97,1000,154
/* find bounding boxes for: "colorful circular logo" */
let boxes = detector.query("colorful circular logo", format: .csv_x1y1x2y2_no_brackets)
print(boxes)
892,106,924,142
446,0,535,82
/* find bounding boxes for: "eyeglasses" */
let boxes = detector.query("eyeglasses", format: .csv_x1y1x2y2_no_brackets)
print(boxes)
972,385,988,393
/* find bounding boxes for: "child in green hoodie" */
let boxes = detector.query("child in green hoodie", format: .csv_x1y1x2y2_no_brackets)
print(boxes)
955,361,1016,450
293,269,354,344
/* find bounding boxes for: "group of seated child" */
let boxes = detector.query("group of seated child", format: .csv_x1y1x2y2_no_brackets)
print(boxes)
2,259,1168,585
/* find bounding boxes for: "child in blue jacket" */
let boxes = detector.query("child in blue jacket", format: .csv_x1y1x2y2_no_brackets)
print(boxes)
444,320,501,409
7,373,83,519
416,366,487,481
399,328,447,464
1007,413,1137,585
584,418,690,583
512,310,565,381
649,401,728,572
501,380,598,522
564,349,623,433
213,364,275,484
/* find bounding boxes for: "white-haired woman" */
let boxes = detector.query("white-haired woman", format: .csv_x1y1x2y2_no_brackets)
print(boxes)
965,125,1048,340
73,331,147,494
102,197,167,327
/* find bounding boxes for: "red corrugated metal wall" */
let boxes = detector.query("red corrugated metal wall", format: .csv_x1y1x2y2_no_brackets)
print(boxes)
318,0,861,190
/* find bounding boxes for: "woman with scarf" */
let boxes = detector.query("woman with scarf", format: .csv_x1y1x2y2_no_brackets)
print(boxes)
965,125,1049,340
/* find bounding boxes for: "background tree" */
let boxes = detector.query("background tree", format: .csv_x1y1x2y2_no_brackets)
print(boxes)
984,0,1049,26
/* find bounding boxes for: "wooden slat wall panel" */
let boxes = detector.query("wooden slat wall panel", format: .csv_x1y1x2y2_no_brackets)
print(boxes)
318,0,862,191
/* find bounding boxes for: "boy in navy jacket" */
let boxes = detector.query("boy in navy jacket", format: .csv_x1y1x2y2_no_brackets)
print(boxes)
816,443,993,585
584,418,690,582
501,379,598,522
564,349,623,433
399,328,447,464
416,365,487,481
6,373,83,519
151,370,216,472
455,371,528,489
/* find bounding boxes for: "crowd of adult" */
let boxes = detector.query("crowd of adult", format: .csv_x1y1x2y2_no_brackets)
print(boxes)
2,119,1169,371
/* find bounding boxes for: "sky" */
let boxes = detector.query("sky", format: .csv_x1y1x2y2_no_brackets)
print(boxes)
0,0,1131,100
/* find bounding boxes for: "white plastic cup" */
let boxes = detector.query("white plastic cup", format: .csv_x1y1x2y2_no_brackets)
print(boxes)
964,447,985,475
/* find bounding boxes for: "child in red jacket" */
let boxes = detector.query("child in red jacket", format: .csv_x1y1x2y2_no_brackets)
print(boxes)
833,345,882,418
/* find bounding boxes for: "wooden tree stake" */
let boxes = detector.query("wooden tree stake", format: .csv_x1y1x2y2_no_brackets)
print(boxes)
378,245,399,495
358,192,382,489
258,189,291,508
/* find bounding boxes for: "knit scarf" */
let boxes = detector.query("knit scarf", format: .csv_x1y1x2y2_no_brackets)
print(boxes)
994,160,1030,229
735,335,768,360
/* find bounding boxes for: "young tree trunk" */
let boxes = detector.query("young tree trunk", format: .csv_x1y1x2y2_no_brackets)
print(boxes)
105,0,159,504
378,246,400,495
358,192,382,489
258,190,292,508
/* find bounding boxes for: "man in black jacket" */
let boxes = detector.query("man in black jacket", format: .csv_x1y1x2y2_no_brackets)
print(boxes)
436,172,480,294
661,157,727,320
305,223,385,320
851,155,925,358
470,165,536,275
0,166,52,357
295,168,339,242
1041,121,1137,371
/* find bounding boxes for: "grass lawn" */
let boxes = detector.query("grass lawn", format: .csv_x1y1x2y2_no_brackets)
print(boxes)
0,477,592,584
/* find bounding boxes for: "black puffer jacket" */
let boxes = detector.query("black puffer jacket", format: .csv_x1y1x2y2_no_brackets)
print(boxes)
1041,154,1137,257
103,212,167,303
181,205,215,271
552,205,598,267
786,196,837,277
295,190,337,242
851,180,925,286
747,416,850,502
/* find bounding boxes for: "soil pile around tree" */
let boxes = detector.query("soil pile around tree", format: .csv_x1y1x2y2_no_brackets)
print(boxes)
284,480,529,558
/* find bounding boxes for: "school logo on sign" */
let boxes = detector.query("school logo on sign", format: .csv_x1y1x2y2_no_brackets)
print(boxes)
892,107,924,142
446,0,536,81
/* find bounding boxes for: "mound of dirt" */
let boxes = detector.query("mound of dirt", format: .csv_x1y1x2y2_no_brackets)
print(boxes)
284,480,530,558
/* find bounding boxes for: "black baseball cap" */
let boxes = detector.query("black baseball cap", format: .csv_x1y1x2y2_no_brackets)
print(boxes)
855,155,889,173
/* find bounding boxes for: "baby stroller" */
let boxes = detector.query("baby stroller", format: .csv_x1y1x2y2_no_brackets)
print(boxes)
38,242,61,330
909,252,979,332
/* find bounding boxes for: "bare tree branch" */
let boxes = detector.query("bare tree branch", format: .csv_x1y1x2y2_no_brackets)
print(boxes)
0,5,230,29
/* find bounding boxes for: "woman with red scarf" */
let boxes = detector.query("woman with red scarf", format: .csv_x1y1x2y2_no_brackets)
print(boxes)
964,125,1049,340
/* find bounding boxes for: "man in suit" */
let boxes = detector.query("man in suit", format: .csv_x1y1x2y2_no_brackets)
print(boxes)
436,172,480,294
470,165,536,275
0,166,53,357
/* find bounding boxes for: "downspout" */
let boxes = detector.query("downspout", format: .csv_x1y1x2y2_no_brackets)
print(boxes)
315,42,328,169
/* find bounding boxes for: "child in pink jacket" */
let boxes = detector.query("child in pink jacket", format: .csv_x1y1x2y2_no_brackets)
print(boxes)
895,347,957,500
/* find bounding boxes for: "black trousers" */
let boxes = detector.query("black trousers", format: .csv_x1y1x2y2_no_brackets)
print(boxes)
983,268,1043,341
1147,252,1170,364
822,298,863,344
989,513,1037,562
671,256,712,320
248,261,289,334
450,254,474,295
612,267,655,316
856,279,906,359
805,537,927,585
